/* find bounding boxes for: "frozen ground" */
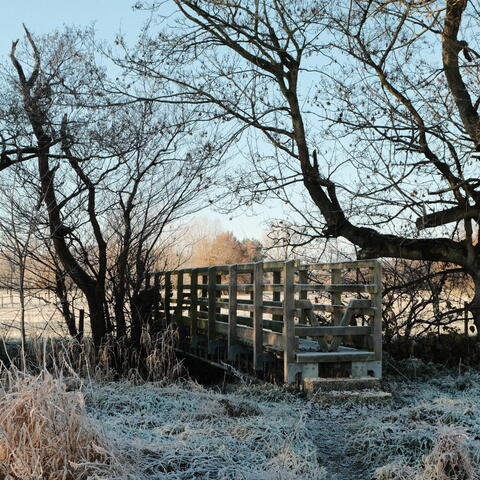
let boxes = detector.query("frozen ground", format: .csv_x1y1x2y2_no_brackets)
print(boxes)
85,366,480,479
1,363,479,479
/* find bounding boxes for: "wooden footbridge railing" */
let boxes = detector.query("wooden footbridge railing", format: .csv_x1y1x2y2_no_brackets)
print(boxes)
147,259,383,383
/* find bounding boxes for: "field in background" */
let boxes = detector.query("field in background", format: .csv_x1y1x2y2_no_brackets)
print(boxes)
0,288,84,339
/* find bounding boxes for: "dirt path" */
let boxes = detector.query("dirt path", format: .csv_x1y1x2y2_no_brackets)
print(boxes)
308,406,372,480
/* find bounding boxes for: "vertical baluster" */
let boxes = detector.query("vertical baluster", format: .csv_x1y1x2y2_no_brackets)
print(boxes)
371,261,383,366
165,272,172,325
190,269,198,337
207,267,217,353
283,260,295,383
253,261,264,371
228,264,238,360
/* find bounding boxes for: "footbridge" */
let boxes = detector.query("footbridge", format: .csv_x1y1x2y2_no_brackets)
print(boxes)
147,259,383,384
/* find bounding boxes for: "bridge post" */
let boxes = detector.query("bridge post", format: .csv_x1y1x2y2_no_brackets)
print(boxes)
190,269,198,338
372,261,383,366
272,270,282,322
175,271,184,328
164,272,172,325
228,264,238,360
253,261,264,371
207,267,217,353
154,272,161,328
283,260,296,383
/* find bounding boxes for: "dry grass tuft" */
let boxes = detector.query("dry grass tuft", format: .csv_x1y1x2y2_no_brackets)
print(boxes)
374,459,416,480
421,428,476,480
0,369,123,480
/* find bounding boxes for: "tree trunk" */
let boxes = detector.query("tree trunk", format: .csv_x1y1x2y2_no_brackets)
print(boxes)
86,290,107,347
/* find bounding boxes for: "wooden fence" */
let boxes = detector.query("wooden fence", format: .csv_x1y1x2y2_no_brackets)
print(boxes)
148,259,383,383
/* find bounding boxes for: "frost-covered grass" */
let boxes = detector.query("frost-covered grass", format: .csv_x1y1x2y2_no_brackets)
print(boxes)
348,369,480,479
87,380,326,480
1,360,480,480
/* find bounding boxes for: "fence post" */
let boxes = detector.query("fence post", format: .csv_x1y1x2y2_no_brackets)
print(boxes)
283,260,295,383
228,264,238,359
208,267,217,352
372,261,383,365
190,269,198,337
253,261,264,371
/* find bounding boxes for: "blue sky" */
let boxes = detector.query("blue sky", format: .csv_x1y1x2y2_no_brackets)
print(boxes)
1,1,275,240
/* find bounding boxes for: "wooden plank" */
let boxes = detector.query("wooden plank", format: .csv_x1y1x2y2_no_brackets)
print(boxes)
306,303,375,315
228,264,238,359
295,325,372,336
249,272,254,319
253,261,263,370
371,261,383,364
296,350,375,363
164,272,172,324
298,268,308,324
175,271,184,326
207,267,217,352
295,283,377,293
195,311,283,332
154,273,161,328
187,318,284,349
190,270,198,337
283,260,296,383
303,260,378,270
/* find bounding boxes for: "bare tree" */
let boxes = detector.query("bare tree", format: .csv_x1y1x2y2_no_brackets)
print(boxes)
119,0,480,334
3,27,220,347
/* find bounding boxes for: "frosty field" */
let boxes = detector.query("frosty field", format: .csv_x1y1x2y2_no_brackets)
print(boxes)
1,363,479,480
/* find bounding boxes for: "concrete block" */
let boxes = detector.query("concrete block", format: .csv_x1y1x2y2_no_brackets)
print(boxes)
352,360,382,379
304,377,381,394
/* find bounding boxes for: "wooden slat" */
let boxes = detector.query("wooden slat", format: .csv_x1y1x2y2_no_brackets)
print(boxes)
175,271,184,326
309,303,375,315
283,260,296,383
190,270,198,337
253,261,263,370
164,272,172,324
372,262,383,365
228,264,238,359
295,325,372,336
207,267,217,352
296,350,375,363
298,268,308,324
295,284,377,293
154,273,161,328
303,260,378,270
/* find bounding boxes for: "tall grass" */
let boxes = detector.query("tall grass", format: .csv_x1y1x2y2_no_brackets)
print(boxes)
0,369,125,480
